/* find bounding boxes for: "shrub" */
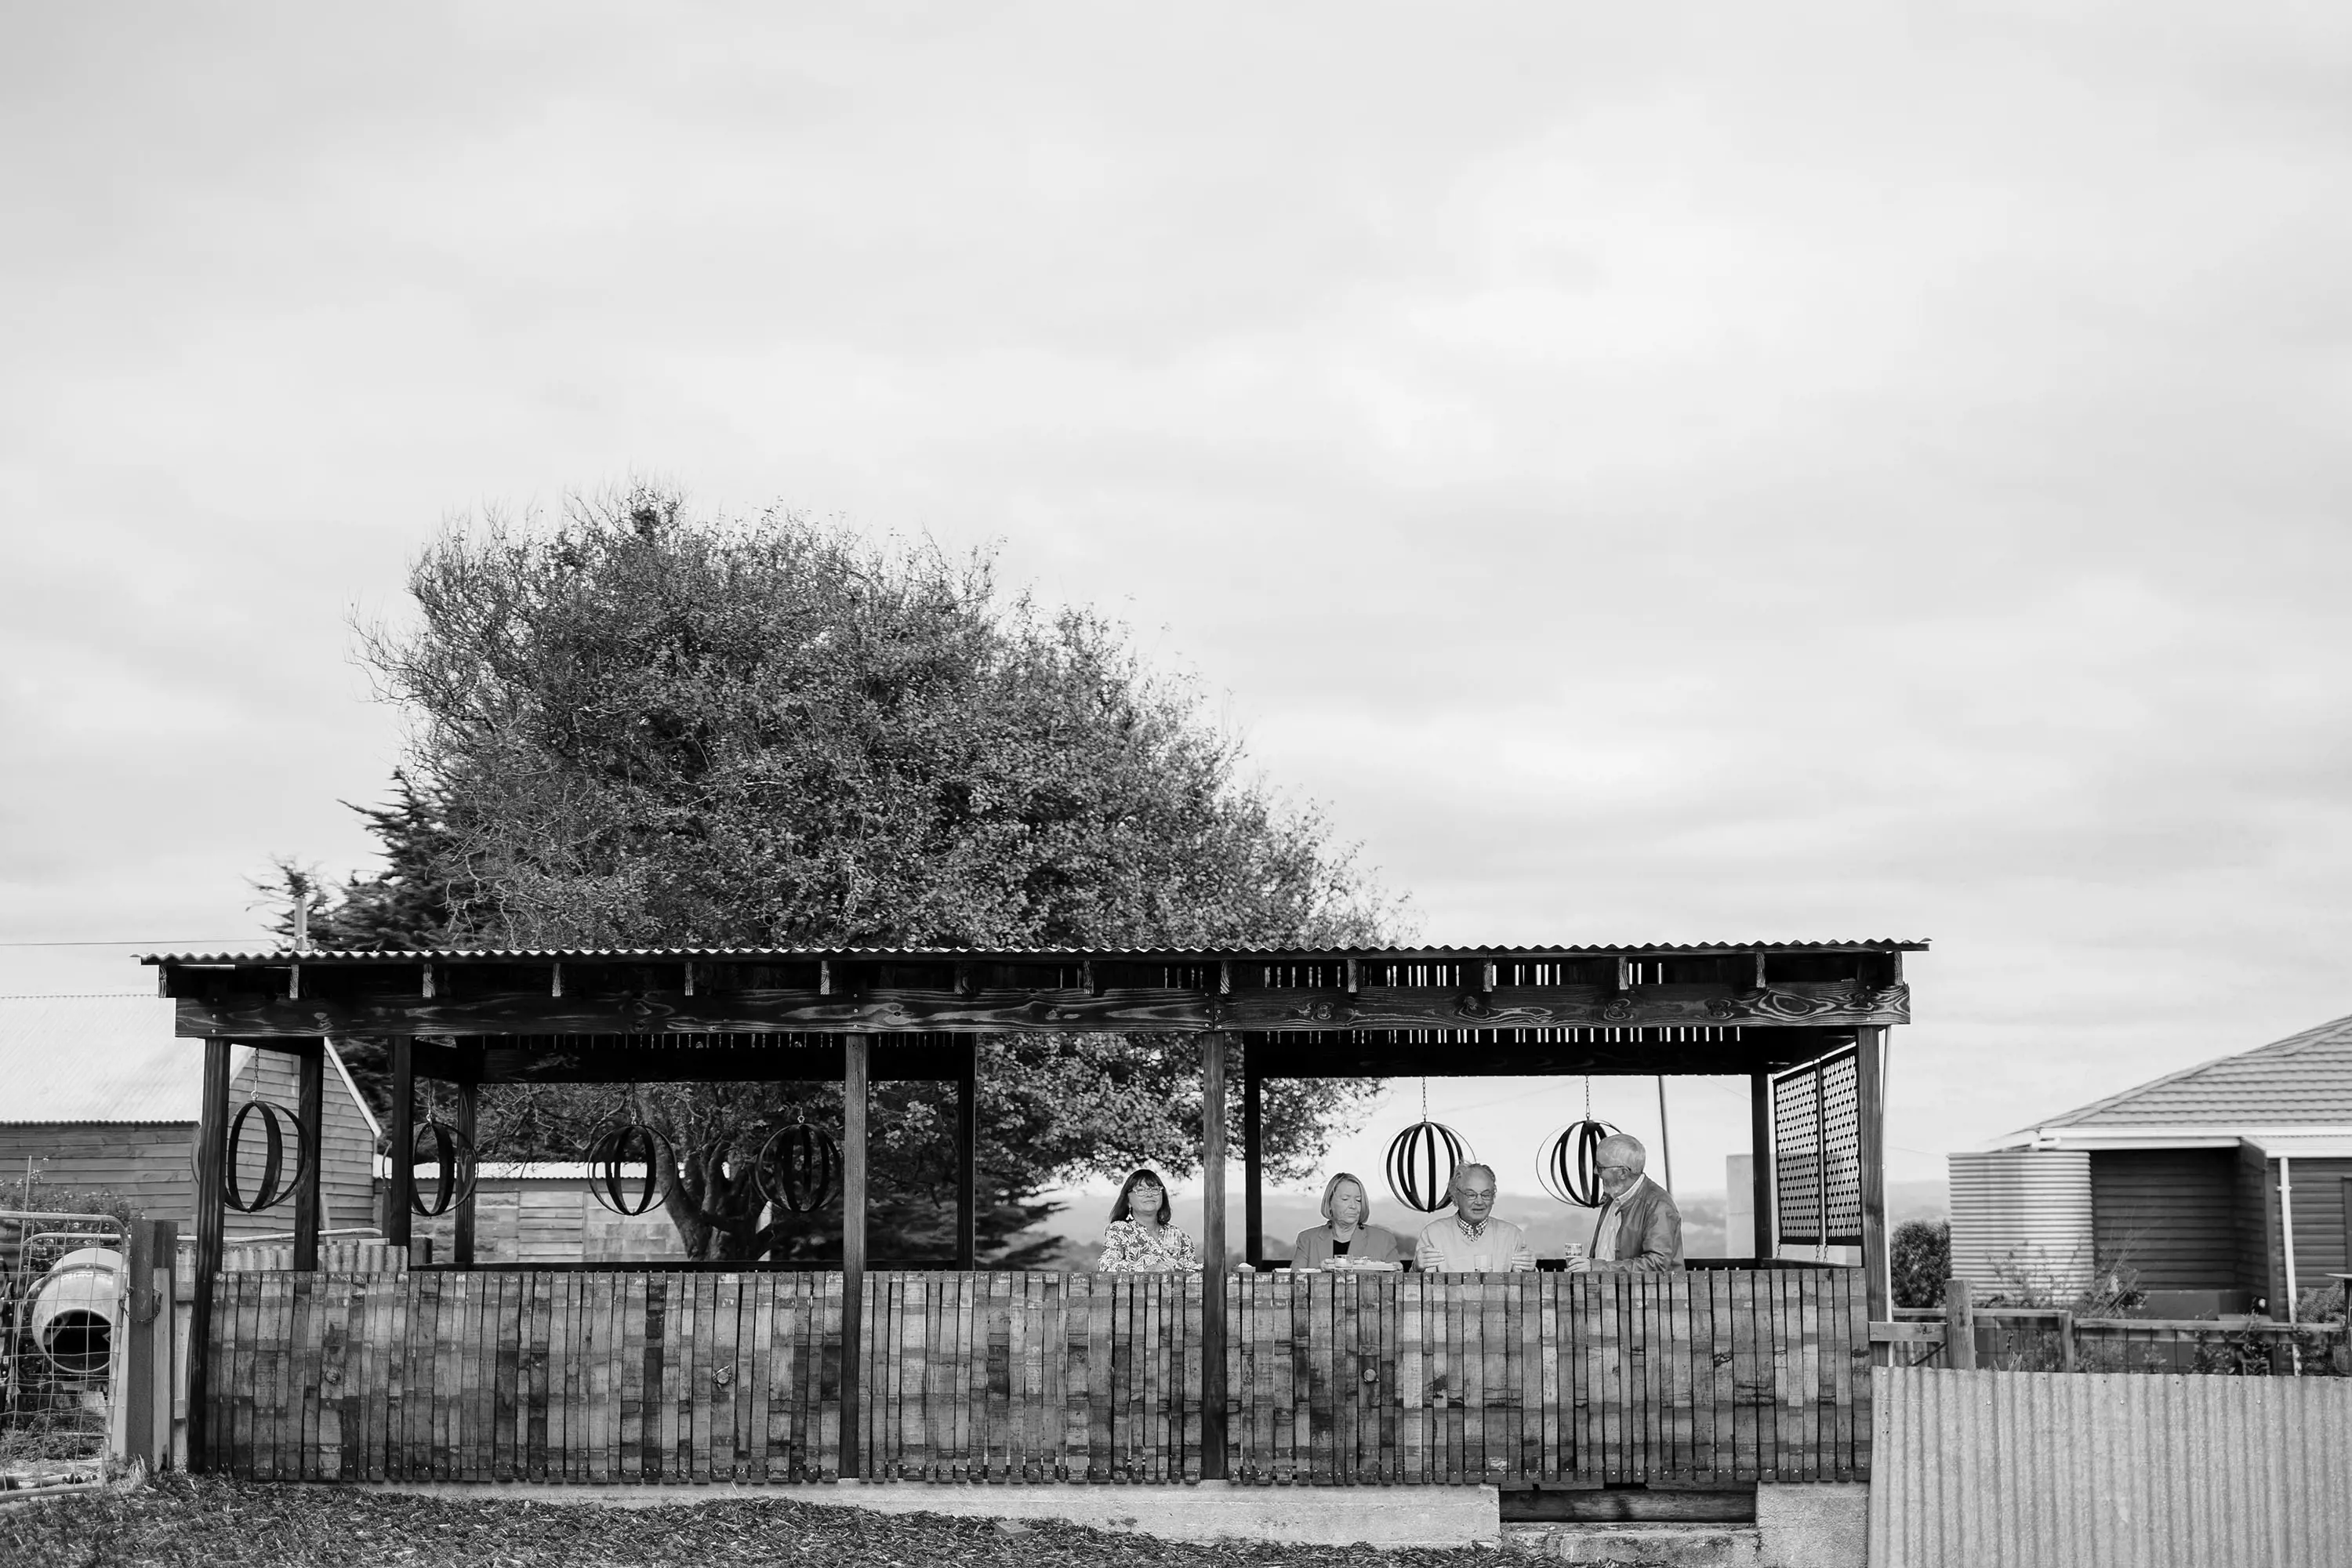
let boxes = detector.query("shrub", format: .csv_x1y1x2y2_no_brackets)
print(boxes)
1890,1218,1950,1308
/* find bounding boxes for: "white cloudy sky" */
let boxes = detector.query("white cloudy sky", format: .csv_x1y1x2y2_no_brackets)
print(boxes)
5,4,2350,1197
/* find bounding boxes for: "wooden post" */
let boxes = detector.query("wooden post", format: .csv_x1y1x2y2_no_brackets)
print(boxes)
1855,1025,1890,1320
841,1032,869,1480
186,1037,230,1472
1242,1053,1264,1269
956,1036,977,1269
292,1041,324,1271
1200,1029,1229,1480
452,1077,478,1266
1749,1073,1776,1261
1944,1277,1976,1370
122,1218,177,1472
387,1036,415,1256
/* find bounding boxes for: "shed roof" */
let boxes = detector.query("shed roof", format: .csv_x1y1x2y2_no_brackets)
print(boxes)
0,993,208,1123
2033,1011,2352,1132
142,938,1929,964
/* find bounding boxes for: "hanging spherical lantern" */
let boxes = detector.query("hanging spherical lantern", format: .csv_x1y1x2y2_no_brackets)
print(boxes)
1538,1120,1621,1209
756,1123,841,1214
583,1121,674,1217
216,1099,309,1214
404,1120,478,1218
1385,1120,1472,1214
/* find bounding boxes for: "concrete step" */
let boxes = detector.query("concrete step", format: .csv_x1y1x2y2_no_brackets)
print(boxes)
1506,1522,1761,1565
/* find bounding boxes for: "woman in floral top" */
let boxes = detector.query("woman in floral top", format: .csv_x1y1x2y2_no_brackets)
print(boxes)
1098,1167,1199,1273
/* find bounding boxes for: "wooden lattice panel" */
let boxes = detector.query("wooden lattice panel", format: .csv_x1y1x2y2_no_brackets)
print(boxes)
1774,1046,1863,1247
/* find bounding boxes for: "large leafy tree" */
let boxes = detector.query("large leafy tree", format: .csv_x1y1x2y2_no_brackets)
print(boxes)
304,489,1403,1260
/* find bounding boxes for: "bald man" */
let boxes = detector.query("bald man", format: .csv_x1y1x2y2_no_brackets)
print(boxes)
1566,1133,1684,1272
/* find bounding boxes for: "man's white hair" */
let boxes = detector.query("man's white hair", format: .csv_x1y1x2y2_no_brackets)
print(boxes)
1594,1134,1646,1174
1451,1162,1497,1193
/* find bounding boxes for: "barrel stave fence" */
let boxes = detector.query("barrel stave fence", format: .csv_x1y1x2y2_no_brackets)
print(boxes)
200,1266,1867,1486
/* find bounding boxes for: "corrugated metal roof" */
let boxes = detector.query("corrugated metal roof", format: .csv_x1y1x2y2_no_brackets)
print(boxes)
143,938,1929,964
2036,1011,2352,1131
0,993,205,1122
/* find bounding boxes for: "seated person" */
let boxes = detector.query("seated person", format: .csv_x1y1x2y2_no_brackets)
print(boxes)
1098,1167,1200,1273
1413,1163,1535,1272
1290,1172,1405,1268
1566,1133,1685,1272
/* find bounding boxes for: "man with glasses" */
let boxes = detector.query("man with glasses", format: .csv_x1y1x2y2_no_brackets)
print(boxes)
1412,1163,1537,1272
1566,1133,1684,1272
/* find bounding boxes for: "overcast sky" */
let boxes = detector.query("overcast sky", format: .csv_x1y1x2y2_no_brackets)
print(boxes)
5,4,2349,1195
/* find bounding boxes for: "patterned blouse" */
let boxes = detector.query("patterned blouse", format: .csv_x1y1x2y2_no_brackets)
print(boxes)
1098,1219,1200,1273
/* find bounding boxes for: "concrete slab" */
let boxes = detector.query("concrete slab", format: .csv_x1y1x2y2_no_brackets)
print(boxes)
1505,1522,1762,1565
307,1479,1504,1549
1755,1483,1867,1568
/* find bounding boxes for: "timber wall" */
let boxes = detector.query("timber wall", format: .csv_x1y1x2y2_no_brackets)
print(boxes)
2087,1149,2239,1291
409,1175,680,1264
196,1267,1869,1487
0,1049,376,1239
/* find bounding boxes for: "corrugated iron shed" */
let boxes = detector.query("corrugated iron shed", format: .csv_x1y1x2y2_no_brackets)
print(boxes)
0,993,203,1123
143,938,1929,964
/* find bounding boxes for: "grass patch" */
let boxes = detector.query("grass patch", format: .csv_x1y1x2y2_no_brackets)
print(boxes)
1,1474,1505,1567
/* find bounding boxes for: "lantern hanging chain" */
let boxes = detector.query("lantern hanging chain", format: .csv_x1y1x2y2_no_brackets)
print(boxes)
1421,1076,1429,1124
1584,1075,1592,1121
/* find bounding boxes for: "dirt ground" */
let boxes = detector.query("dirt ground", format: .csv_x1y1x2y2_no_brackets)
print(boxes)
0,1474,1518,1568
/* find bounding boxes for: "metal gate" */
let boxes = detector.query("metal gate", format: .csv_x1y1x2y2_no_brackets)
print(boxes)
2,1210,128,1480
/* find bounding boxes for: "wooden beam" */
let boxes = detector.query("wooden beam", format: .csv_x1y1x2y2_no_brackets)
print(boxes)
956,1036,977,1269
187,1037,230,1472
452,1077,479,1266
1944,1278,1976,1370
387,1036,415,1256
1749,1072,1776,1261
1855,1025,1889,1319
464,1041,972,1085
1200,1030,1229,1481
1242,1053,1264,1270
169,979,1915,1040
123,1218,176,1473
840,1033,869,1480
292,1040,324,1272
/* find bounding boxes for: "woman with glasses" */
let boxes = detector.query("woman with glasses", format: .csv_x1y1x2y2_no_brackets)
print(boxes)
1290,1171,1404,1269
1098,1167,1200,1273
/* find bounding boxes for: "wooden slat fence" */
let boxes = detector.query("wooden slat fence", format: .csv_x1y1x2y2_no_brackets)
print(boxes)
861,1272,1200,1481
202,1266,1867,1486
1225,1269,1867,1486
1875,1306,2351,1376
201,1270,842,1482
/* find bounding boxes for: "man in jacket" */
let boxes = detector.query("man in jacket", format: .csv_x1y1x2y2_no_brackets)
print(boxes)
1567,1133,1684,1272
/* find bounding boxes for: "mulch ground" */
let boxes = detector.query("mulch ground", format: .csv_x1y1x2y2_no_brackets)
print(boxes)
0,1475,1518,1568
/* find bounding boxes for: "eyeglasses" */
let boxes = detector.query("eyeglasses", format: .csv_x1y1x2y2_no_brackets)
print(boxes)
1597,1164,1635,1178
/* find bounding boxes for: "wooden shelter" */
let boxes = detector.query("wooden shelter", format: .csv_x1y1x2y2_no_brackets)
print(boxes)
149,940,1918,1496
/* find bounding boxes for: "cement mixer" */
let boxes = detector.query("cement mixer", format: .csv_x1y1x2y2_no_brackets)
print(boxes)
23,1246,122,1382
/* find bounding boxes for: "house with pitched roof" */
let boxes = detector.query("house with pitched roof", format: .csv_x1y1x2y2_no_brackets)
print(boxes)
0,993,380,1237
1950,1011,2352,1319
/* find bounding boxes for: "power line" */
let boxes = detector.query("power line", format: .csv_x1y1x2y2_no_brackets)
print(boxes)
0,938,260,948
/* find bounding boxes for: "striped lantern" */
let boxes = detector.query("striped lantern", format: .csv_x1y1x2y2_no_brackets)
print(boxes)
583,1121,675,1217
216,1099,309,1214
405,1120,478,1219
1538,1120,1620,1209
1385,1121,1472,1214
757,1123,842,1214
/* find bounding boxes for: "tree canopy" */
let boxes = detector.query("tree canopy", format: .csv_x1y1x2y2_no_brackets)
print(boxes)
301,490,1406,1260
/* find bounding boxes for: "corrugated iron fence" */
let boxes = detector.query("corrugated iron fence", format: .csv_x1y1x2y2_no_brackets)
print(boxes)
1871,1366,2352,1568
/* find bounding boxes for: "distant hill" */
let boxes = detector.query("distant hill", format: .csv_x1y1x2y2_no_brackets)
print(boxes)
1014,1176,1947,1267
